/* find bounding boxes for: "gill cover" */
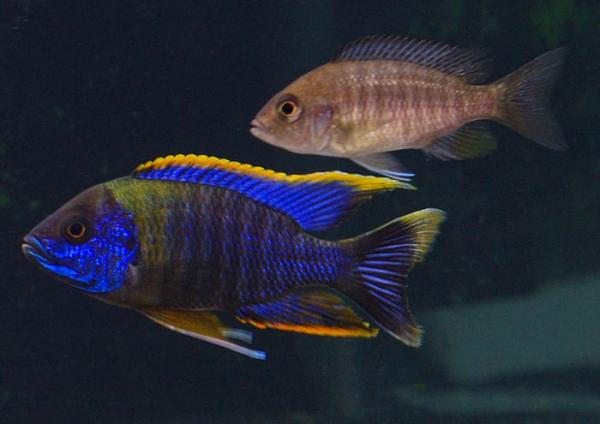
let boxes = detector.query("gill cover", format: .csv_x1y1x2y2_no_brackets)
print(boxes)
23,185,139,293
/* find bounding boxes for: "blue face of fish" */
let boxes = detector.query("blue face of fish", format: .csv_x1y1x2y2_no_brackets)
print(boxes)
22,184,139,294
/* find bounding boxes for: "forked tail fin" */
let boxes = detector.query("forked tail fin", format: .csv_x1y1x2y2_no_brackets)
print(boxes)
337,209,445,347
493,47,567,151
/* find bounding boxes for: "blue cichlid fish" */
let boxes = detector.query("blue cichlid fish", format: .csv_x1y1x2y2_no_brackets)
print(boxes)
22,154,445,359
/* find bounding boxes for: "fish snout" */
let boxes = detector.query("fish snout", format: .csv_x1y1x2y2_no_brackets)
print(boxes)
250,118,270,137
250,118,266,131
250,118,279,147
21,234,49,263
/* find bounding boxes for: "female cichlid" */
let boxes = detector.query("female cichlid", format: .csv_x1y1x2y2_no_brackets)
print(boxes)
251,36,567,180
22,154,445,359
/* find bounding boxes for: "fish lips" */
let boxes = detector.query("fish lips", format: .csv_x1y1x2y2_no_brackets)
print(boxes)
250,118,316,154
250,118,275,145
22,234,51,267
250,118,293,150
21,235,81,283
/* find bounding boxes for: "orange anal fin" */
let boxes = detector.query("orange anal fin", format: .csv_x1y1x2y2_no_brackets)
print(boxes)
142,309,266,360
235,289,379,338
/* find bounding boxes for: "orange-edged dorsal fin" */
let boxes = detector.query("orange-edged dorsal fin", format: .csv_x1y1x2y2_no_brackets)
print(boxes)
235,289,379,338
333,35,492,84
142,309,266,360
132,154,412,232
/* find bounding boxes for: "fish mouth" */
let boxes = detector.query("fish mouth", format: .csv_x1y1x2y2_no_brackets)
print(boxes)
22,234,82,283
250,118,272,141
250,118,266,131
22,234,52,266
250,118,288,152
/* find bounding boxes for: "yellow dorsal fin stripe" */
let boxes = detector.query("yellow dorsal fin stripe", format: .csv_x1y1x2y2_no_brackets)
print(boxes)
134,154,414,192
133,154,415,231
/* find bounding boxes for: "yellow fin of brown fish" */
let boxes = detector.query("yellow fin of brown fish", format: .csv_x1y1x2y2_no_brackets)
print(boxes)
333,35,493,84
351,152,414,181
235,289,379,338
142,308,267,360
423,122,497,160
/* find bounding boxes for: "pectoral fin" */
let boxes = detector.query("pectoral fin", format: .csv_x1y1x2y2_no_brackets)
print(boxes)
235,289,379,338
310,104,334,149
351,152,415,182
142,309,266,360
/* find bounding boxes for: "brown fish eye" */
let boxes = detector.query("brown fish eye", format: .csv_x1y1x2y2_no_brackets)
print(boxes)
280,102,296,115
277,98,302,122
64,218,91,243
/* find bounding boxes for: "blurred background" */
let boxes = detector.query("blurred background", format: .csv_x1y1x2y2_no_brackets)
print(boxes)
1,1,599,422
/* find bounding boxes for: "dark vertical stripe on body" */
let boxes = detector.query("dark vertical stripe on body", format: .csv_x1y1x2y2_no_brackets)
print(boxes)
135,181,349,310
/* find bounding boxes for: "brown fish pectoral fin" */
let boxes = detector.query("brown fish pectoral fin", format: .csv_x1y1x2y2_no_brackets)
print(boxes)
310,104,334,149
423,122,497,160
351,152,415,182
235,289,379,338
142,308,266,360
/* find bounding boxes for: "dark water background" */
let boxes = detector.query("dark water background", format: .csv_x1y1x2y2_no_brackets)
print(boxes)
1,1,599,423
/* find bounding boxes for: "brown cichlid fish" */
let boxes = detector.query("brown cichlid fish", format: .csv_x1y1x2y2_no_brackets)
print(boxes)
251,36,567,180
22,154,445,359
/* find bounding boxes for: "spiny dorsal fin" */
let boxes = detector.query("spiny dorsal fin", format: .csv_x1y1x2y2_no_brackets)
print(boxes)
133,154,413,232
333,35,492,84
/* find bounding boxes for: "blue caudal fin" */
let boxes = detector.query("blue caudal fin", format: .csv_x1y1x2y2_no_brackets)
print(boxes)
133,154,413,232
337,209,445,347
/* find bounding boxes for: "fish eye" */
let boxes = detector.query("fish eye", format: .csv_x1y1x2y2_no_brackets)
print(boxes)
276,96,302,122
63,217,91,243
280,102,296,115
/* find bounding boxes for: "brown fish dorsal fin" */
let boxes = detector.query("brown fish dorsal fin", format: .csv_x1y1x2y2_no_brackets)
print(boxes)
423,122,497,160
235,289,379,338
333,35,492,84
142,308,266,359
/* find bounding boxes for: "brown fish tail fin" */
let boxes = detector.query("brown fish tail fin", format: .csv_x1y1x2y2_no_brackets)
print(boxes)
337,209,445,347
493,47,567,150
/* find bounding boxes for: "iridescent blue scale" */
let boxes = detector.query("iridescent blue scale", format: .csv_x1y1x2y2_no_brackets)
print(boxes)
23,153,440,359
134,164,356,231
40,205,138,293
